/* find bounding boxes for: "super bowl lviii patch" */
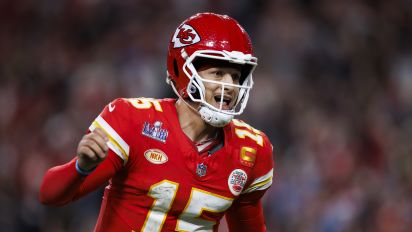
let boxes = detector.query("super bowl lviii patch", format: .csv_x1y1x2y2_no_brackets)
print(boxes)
142,121,168,143
228,169,248,196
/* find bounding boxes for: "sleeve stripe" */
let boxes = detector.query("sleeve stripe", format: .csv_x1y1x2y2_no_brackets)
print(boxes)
242,168,274,194
89,116,129,164
95,115,129,156
242,176,273,193
90,122,128,164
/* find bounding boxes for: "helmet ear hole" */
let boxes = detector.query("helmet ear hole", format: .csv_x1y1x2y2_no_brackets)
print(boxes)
189,83,201,99
189,84,197,94
173,59,179,77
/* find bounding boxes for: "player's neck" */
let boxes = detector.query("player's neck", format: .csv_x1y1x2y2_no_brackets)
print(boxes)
175,99,219,144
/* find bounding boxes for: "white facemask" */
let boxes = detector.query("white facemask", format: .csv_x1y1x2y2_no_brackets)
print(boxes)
185,50,256,126
168,49,257,127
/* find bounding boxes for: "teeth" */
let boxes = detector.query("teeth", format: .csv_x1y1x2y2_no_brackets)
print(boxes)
214,95,231,106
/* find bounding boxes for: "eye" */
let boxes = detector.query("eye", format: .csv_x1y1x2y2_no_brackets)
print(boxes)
232,73,241,82
215,70,224,77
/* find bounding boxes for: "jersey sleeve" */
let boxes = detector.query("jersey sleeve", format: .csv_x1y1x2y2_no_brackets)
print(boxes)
225,195,266,232
39,152,122,206
241,132,274,194
88,98,132,165
39,99,132,206
226,132,274,231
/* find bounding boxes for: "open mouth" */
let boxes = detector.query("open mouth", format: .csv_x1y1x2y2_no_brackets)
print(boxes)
214,95,232,110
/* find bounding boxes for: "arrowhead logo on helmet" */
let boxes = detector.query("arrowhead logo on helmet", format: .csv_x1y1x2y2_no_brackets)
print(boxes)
172,24,200,48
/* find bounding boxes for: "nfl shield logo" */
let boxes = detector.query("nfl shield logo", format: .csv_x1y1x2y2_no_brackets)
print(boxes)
196,163,207,177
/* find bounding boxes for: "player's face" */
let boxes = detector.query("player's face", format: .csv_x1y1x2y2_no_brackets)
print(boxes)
197,67,241,111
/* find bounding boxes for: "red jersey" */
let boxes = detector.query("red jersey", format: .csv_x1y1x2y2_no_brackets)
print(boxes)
40,98,274,232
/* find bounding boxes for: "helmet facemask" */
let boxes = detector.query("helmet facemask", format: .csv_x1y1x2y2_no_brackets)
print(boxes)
179,49,257,127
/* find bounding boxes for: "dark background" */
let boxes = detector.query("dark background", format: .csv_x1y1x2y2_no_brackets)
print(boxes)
1,0,411,231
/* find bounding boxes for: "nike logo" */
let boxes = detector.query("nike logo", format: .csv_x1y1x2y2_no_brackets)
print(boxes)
108,103,116,112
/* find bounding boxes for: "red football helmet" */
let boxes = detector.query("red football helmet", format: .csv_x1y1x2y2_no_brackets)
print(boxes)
166,13,257,126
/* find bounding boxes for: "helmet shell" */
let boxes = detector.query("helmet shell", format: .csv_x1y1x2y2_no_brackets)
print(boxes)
167,13,254,97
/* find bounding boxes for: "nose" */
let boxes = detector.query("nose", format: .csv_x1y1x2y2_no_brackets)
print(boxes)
222,75,236,93
221,73,235,85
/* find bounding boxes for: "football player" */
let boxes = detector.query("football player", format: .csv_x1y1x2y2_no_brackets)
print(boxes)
40,12,274,232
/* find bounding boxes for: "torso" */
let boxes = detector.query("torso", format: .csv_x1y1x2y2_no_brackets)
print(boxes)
91,98,273,232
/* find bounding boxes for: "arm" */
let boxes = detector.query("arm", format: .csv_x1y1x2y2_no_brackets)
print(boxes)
225,129,274,231
225,190,267,232
39,153,122,206
39,128,122,206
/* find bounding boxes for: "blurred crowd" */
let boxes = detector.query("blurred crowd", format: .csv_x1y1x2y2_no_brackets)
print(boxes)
1,0,411,231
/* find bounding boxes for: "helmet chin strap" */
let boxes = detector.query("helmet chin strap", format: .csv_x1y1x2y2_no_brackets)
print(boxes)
198,105,233,127
168,78,233,127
